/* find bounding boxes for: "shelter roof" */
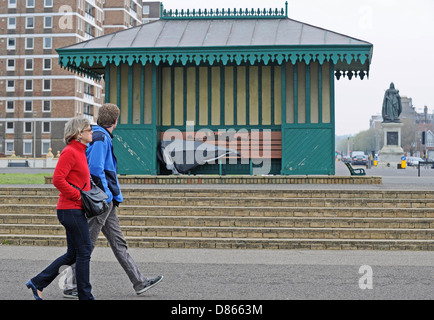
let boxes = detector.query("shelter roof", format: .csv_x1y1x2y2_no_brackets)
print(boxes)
57,4,373,81
66,18,371,49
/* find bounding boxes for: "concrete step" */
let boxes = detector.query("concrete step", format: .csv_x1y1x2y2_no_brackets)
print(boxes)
2,187,434,200
3,195,434,209
1,223,433,240
44,175,383,185
1,186,433,250
2,234,432,250
1,204,434,218
1,213,433,229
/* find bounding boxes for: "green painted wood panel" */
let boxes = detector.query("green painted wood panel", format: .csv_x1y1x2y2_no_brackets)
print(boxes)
281,128,334,175
158,64,282,129
113,127,156,174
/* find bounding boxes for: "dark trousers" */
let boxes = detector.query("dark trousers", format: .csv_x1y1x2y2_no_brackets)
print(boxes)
31,209,93,300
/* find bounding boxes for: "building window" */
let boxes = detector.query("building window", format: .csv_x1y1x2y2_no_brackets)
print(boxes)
5,141,14,155
85,22,93,37
43,100,51,112
6,101,15,112
6,80,15,92
143,5,150,15
76,101,82,114
43,58,52,70
44,16,53,28
42,140,51,155
26,0,35,8
25,80,33,92
84,103,92,115
7,38,16,50
23,140,33,155
26,17,34,29
8,17,16,29
43,37,52,49
6,122,14,134
42,122,51,133
84,83,92,95
25,58,33,71
7,59,15,71
25,38,34,50
24,100,33,112
43,79,51,91
44,0,53,7
8,0,17,8
24,122,33,134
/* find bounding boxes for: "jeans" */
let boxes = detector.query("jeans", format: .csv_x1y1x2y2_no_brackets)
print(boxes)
31,209,94,300
63,202,148,292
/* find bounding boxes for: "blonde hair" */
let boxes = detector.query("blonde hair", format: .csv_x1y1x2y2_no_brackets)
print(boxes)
64,117,91,145
97,103,120,127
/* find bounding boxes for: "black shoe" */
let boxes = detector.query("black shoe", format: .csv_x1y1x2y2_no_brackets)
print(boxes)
136,275,163,295
63,289,79,299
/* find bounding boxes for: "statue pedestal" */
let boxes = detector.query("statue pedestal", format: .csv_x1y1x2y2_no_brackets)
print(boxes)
379,122,404,167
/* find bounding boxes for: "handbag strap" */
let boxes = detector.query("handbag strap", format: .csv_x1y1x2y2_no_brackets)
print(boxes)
68,180,88,192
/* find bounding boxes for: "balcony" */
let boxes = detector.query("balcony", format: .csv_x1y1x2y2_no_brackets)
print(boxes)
84,31,94,40
85,11,95,24
83,113,94,123
84,92,94,103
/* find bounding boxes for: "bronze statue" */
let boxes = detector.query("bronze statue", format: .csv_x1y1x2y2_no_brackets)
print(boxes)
382,82,402,123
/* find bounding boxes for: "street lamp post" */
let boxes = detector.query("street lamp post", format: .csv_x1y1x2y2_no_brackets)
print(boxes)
33,111,37,167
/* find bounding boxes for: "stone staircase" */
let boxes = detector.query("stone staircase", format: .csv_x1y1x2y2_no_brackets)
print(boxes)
0,186,433,250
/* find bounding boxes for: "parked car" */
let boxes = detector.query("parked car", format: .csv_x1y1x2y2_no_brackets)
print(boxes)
352,155,368,165
351,151,365,157
407,157,424,166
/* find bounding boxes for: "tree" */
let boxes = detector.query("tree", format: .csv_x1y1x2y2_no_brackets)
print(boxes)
400,118,417,155
352,128,382,155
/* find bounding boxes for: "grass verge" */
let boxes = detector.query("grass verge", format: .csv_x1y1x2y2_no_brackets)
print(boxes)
0,173,49,184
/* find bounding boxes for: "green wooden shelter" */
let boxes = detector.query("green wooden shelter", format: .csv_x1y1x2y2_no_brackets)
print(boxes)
56,3,373,175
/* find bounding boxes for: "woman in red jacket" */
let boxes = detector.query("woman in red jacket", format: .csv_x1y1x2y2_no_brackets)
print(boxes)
26,117,95,300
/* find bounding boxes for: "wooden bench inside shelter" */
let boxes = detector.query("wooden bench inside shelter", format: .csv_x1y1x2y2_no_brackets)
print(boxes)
160,131,282,175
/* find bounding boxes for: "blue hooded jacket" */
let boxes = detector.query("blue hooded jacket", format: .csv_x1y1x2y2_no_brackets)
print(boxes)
86,125,123,204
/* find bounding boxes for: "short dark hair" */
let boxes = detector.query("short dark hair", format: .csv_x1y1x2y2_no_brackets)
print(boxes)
97,103,120,127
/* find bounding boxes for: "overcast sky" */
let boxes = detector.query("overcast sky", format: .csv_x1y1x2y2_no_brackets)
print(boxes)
158,0,434,136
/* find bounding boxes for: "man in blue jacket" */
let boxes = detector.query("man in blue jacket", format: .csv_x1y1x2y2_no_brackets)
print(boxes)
62,103,163,298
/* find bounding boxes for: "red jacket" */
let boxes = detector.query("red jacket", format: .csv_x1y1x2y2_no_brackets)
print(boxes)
53,140,91,210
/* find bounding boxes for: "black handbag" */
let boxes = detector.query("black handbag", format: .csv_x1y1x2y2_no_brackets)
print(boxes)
69,178,109,218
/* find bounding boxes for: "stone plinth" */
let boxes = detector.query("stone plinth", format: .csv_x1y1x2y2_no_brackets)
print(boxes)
379,122,404,167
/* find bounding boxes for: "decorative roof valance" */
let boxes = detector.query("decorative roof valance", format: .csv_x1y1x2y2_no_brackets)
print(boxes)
56,3,373,81
160,2,288,20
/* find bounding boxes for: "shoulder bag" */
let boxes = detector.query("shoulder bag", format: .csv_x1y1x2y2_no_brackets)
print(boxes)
69,178,109,218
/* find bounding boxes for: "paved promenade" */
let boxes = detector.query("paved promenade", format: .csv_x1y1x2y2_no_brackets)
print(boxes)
1,246,433,301
2,161,434,190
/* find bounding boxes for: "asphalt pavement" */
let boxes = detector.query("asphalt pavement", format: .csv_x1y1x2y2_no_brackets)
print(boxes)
1,246,433,301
